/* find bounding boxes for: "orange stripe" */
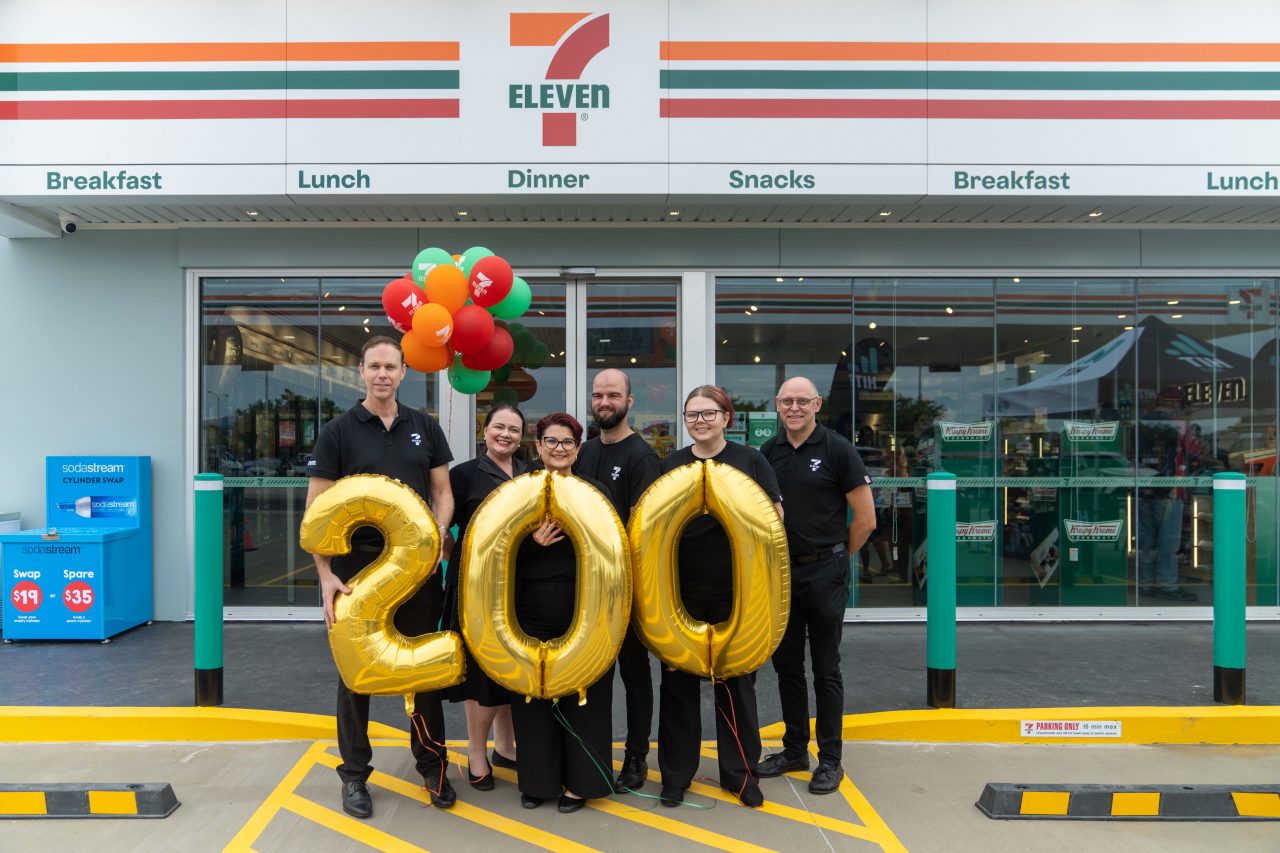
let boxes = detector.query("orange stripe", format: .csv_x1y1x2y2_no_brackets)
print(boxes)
510,13,590,47
0,42,458,63
661,40,1280,63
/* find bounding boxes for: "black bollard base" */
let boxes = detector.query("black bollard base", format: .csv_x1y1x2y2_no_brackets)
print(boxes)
927,667,955,709
195,667,224,707
1213,666,1245,705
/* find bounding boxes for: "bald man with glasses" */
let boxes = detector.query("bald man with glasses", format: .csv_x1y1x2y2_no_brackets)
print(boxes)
756,377,875,795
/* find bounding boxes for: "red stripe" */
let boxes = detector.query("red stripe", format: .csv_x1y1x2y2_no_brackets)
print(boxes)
661,98,926,118
0,98,460,120
542,112,577,146
662,98,1280,120
930,99,1280,120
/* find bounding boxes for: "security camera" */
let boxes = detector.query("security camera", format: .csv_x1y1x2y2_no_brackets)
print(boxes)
59,215,79,234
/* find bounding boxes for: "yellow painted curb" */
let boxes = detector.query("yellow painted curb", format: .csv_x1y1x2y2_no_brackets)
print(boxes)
0,706,405,743
765,705,1280,745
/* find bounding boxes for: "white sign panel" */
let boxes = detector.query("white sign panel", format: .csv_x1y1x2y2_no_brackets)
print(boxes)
1021,720,1123,739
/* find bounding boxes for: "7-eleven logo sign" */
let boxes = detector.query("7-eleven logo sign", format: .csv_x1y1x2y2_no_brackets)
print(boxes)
509,12,611,146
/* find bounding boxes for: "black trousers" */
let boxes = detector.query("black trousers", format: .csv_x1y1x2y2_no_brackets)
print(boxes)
771,550,849,766
657,596,761,793
510,580,615,800
332,545,449,787
617,625,654,760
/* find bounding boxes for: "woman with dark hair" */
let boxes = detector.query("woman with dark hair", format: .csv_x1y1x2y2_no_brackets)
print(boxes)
443,403,529,790
510,412,615,813
656,385,783,809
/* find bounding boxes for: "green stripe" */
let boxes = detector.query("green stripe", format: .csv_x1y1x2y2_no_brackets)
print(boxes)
661,69,1280,91
0,70,459,92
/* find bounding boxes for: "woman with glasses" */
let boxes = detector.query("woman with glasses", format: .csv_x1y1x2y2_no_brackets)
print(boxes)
443,403,530,791
657,385,783,809
510,412,615,813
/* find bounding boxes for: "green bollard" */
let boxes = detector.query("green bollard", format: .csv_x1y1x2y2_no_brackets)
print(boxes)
1213,472,1247,705
194,473,225,706
926,472,957,708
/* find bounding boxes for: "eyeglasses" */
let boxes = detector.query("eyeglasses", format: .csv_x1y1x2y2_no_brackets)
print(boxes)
682,409,725,423
539,436,578,450
776,397,817,410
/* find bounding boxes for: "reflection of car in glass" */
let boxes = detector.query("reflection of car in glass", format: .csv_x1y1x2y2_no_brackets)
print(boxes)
854,446,888,478
245,457,281,476
217,450,244,476
287,454,314,477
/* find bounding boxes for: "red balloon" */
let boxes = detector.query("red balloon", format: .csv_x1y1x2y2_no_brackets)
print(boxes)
449,304,496,354
462,326,514,371
505,366,539,402
382,276,424,333
468,255,514,308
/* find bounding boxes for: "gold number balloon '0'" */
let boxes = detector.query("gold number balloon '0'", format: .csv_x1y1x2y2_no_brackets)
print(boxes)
299,474,465,715
460,470,631,703
628,460,790,679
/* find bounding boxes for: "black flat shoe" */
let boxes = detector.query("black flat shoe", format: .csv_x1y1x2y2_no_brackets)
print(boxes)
659,784,684,807
341,780,372,819
467,768,495,791
520,793,543,809
557,793,587,814
426,776,457,809
491,749,518,770
738,782,764,808
756,752,809,778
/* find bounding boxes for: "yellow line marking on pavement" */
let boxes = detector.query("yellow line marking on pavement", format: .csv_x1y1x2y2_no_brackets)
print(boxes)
1233,791,1280,817
283,792,429,853
1111,791,1160,816
814,746,909,853
618,758,878,842
224,741,329,851
313,750,601,853
590,797,777,853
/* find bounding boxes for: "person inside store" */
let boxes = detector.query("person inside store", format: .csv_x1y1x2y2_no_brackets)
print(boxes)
303,335,457,819
657,385,784,809
756,377,875,795
511,412,615,813
441,403,531,791
574,368,662,792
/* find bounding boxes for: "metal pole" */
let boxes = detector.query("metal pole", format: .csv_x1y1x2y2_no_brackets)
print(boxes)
1213,472,1247,704
926,471,957,708
194,472,225,706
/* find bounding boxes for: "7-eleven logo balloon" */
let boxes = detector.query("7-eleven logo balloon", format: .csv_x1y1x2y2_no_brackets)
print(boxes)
469,256,514,307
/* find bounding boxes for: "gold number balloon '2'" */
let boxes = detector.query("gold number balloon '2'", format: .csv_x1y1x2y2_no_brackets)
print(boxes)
460,470,631,704
299,474,465,715
628,460,790,679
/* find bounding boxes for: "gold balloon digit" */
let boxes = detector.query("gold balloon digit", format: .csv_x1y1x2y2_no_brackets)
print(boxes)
628,460,790,679
299,474,465,712
460,470,631,702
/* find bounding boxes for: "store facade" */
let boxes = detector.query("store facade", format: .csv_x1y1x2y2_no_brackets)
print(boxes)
1,0,1277,622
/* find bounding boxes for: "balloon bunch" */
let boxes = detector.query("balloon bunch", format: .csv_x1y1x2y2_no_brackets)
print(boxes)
381,246,537,395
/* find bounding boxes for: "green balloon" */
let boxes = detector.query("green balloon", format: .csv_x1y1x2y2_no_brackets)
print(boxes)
489,276,532,320
512,330,538,361
410,247,455,287
491,386,519,406
493,364,512,384
458,246,494,278
448,356,491,395
524,341,549,370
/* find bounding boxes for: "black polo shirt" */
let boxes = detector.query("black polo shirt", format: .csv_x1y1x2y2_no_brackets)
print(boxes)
761,422,870,557
663,441,782,600
574,432,661,525
308,400,453,547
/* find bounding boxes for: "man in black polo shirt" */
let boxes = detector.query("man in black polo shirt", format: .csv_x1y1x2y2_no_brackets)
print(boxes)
305,336,456,819
573,368,661,791
756,376,875,794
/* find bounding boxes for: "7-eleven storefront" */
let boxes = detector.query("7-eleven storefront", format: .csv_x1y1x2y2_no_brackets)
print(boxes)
0,0,1277,622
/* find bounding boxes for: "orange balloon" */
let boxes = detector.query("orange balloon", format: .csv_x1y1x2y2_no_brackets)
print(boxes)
424,264,469,315
402,333,453,373
411,302,454,348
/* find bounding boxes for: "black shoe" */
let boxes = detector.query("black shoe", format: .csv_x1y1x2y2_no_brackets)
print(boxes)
659,785,685,807
491,749,518,770
467,767,494,791
426,776,456,809
809,764,843,795
341,780,372,819
520,793,543,809
558,793,587,814
756,752,809,778
738,782,764,808
616,755,648,791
